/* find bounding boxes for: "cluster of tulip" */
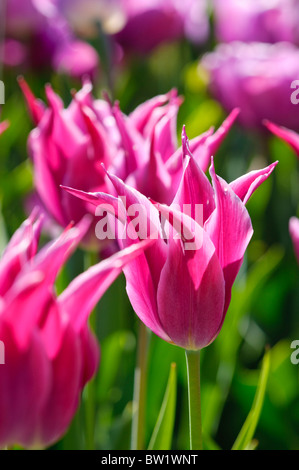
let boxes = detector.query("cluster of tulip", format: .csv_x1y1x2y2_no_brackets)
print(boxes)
0,79,279,449
0,0,298,453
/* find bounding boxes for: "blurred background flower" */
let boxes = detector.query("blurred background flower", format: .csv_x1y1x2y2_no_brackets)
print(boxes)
201,42,299,132
289,217,299,263
0,211,152,449
213,0,299,45
2,0,99,79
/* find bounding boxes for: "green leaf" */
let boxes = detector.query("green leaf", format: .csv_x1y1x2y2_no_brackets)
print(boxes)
148,363,177,451
0,204,8,254
232,348,271,450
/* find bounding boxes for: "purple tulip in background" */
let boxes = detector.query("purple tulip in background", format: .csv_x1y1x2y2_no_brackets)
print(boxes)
114,0,209,54
3,0,99,79
213,0,299,45
202,42,299,132
64,130,277,351
0,211,152,448
289,217,299,264
21,79,238,247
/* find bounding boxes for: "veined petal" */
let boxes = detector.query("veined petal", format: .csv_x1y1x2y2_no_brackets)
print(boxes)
61,185,127,225
205,159,253,315
171,128,215,224
156,217,225,350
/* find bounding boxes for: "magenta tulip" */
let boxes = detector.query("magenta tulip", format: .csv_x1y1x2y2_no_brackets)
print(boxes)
0,211,152,449
64,129,277,350
22,80,238,246
290,217,299,263
113,0,209,54
4,0,99,78
202,42,299,131
213,0,299,45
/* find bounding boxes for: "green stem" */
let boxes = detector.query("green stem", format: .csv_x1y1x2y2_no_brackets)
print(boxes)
84,250,99,450
185,349,203,450
131,320,149,450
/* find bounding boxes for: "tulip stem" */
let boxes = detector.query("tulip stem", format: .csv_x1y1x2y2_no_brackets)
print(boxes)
185,350,203,450
131,320,149,450
84,250,99,450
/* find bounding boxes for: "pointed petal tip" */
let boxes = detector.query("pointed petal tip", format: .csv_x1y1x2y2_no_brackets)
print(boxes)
181,124,187,141
231,107,240,118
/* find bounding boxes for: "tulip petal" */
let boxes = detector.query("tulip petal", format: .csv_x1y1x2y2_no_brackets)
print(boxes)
59,238,156,331
129,91,173,135
207,108,240,157
30,215,91,285
229,161,278,204
38,322,83,448
18,77,45,125
61,185,127,225
264,120,299,157
172,128,216,224
289,217,299,264
166,109,239,174
156,206,225,350
0,211,43,296
0,319,51,448
205,159,253,316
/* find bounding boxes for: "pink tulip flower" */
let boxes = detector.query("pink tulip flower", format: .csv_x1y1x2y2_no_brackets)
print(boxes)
63,129,277,350
202,42,299,131
264,120,299,158
213,0,299,45
21,80,238,246
114,0,209,54
290,217,299,263
0,210,152,449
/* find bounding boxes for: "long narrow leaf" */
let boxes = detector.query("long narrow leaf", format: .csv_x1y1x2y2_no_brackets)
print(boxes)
148,363,177,450
232,348,271,450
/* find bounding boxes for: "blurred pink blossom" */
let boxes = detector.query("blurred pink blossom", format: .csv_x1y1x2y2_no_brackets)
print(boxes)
114,0,209,54
213,0,299,45
3,0,99,78
289,217,299,264
202,42,299,131
0,211,152,448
